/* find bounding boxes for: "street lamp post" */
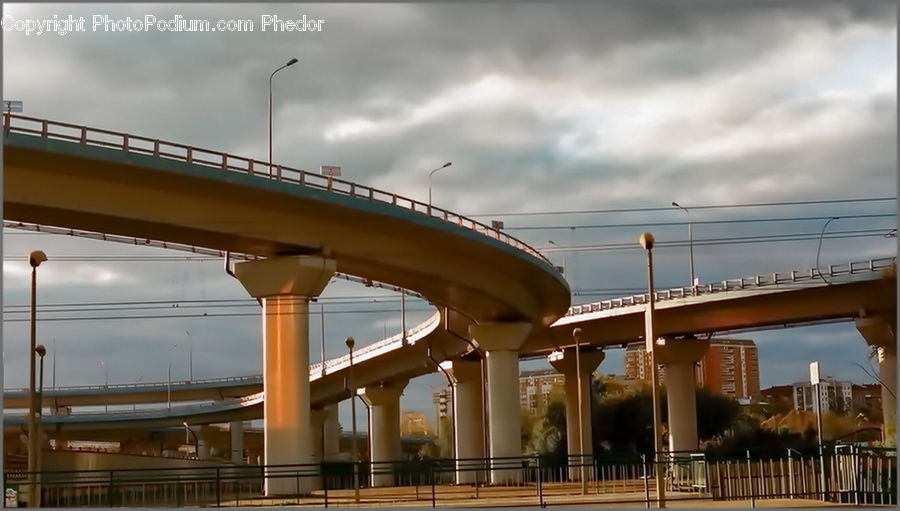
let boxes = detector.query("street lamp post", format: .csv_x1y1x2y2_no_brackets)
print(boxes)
35,345,46,479
572,328,588,494
182,422,199,458
346,337,360,504
427,162,452,205
268,57,299,167
27,249,47,508
671,202,694,291
639,233,666,508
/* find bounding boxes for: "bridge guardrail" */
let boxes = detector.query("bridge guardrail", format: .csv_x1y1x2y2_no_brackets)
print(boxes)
565,257,895,317
2,114,553,269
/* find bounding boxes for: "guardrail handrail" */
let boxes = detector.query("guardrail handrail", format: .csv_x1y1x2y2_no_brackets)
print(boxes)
565,256,896,317
2,113,553,267
3,374,261,394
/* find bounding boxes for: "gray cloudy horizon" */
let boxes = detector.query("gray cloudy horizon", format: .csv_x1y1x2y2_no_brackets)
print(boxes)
2,1,896,427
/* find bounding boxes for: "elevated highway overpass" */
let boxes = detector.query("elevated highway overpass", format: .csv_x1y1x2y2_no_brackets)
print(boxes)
4,115,895,491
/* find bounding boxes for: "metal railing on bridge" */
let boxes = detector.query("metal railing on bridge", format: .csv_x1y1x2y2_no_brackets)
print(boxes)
565,257,896,317
2,114,553,268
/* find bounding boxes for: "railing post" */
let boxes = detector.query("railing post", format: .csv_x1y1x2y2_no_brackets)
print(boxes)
642,454,650,508
78,125,84,142
788,450,794,499
109,470,116,507
186,147,193,163
215,467,221,507
431,460,436,508
43,121,50,137
123,134,129,151
153,140,160,156
747,451,755,508
536,454,544,508
221,153,227,169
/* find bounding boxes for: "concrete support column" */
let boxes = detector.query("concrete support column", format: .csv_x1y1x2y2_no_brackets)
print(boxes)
235,256,335,496
322,404,341,461
197,425,214,460
230,421,244,464
548,347,605,480
311,408,328,462
856,315,897,437
471,322,532,485
441,358,485,484
655,338,709,452
360,380,408,487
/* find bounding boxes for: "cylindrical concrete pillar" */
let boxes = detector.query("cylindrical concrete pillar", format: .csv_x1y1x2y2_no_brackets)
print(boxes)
655,337,709,453
311,408,328,462
470,322,531,485
234,256,335,496
549,348,605,481
855,315,897,437
230,421,244,464
878,347,896,432
197,425,214,459
323,404,341,461
485,349,522,483
442,359,485,484
665,362,698,452
360,380,408,487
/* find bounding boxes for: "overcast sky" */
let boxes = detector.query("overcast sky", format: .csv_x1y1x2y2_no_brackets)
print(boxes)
2,2,897,429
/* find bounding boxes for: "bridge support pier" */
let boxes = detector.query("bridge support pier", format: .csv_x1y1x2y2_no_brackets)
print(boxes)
856,315,897,438
234,256,335,496
197,425,214,459
471,322,532,485
441,358,485,484
655,337,709,452
230,421,244,463
360,380,408,487
548,347,605,480
323,404,341,461
311,408,328,463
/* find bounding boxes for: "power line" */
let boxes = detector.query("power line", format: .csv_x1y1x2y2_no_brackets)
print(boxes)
469,197,896,218
539,228,893,253
507,213,895,231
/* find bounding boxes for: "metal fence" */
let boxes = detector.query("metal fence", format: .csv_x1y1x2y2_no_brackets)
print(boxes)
5,447,895,507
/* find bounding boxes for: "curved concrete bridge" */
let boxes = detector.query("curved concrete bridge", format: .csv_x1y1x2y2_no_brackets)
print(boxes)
3,114,569,492
4,115,896,491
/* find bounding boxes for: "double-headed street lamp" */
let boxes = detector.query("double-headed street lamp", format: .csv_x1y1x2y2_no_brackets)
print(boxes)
671,202,695,290
639,233,666,508
428,162,452,205
345,336,360,504
268,57,299,167
28,250,47,507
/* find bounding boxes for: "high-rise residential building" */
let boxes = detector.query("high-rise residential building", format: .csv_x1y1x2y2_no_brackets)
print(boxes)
792,378,853,414
624,338,760,401
519,369,566,416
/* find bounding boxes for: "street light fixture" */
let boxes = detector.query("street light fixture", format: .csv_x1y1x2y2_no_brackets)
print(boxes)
428,162,452,205
671,202,695,291
572,328,588,494
27,250,47,508
182,422,199,458
268,57,299,168
345,336,360,504
639,233,666,508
